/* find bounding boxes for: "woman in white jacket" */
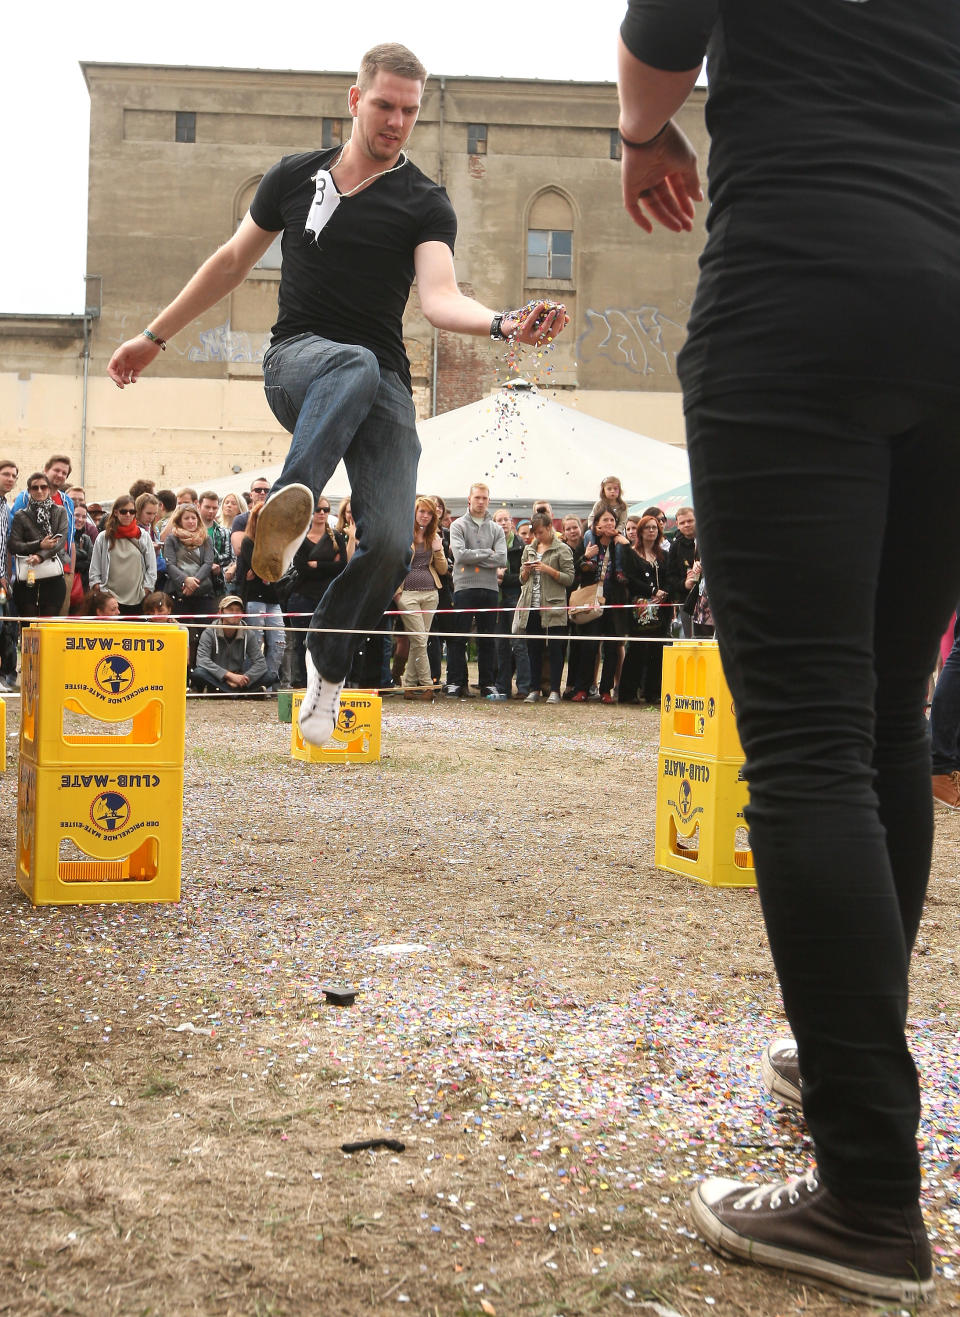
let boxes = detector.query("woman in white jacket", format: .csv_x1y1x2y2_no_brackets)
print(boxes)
88,495,157,614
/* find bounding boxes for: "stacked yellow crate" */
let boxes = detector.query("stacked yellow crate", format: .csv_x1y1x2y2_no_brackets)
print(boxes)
16,621,187,905
654,639,755,888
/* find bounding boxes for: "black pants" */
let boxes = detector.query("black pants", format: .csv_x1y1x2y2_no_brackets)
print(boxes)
618,628,665,703
686,388,960,1206
13,576,66,628
446,587,498,690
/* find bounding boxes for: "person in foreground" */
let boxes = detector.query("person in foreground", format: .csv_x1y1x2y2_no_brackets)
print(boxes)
106,42,567,748
618,0,959,1300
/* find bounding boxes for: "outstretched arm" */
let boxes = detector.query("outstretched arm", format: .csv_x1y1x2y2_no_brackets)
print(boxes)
413,241,569,345
107,212,280,387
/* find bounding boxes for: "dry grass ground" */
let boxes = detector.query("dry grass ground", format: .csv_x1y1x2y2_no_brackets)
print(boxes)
1,693,958,1317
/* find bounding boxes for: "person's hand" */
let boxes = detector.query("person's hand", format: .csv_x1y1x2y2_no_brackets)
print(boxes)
496,567,505,582
212,563,222,577
107,335,162,388
503,301,570,345
585,544,599,559
27,554,41,565
225,671,244,688
39,535,60,550
432,536,443,551
225,563,236,581
614,533,629,545
621,120,702,234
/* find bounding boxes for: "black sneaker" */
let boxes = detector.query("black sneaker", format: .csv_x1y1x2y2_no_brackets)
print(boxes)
761,1039,802,1108
690,1168,933,1302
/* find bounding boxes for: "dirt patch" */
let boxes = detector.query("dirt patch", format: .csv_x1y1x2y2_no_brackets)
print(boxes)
1,694,958,1316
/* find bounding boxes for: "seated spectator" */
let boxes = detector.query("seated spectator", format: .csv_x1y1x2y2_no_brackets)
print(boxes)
287,495,347,687
192,595,268,695
89,496,157,615
82,585,121,618
143,591,178,621
514,512,574,704
9,472,70,623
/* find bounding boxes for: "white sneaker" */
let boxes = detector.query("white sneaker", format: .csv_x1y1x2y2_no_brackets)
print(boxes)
251,484,314,583
524,691,541,703
299,649,345,747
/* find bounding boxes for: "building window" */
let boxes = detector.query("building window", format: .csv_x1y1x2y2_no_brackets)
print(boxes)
610,128,622,161
527,228,572,281
467,123,487,155
175,111,196,144
322,118,343,149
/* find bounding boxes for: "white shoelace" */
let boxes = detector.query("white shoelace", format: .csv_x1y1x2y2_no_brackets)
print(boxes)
732,1167,820,1212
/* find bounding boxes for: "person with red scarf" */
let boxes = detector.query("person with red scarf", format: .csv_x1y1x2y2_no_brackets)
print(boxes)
87,495,157,616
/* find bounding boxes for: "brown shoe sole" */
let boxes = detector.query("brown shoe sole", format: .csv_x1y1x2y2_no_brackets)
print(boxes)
251,485,314,583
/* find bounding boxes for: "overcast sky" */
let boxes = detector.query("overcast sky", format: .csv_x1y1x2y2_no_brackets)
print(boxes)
1,0,627,316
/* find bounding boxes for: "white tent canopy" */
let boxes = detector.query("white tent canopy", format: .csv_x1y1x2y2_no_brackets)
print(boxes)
202,383,689,517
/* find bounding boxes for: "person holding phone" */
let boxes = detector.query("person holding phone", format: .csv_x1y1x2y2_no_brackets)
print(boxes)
9,471,70,622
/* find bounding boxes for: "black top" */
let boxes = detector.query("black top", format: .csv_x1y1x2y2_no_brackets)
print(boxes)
290,529,348,604
621,0,960,403
251,149,458,392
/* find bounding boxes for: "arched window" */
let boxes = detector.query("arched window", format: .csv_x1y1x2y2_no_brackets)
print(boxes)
526,190,574,283
236,178,281,270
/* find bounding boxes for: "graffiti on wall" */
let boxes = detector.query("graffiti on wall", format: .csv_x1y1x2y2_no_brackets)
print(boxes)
576,306,687,376
185,322,271,364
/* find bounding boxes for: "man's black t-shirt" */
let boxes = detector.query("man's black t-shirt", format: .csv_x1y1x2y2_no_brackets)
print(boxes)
250,150,457,392
621,0,960,404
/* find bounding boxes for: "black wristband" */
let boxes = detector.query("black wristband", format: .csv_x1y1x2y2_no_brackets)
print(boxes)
619,122,670,151
490,312,509,342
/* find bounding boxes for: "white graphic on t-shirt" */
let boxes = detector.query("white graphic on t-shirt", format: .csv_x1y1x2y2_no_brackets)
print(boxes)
304,171,340,242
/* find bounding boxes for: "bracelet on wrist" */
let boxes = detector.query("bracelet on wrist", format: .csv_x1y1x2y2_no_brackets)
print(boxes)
142,328,167,350
619,122,670,151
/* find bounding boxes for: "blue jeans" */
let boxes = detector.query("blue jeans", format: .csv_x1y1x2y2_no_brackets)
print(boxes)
687,388,960,1204
245,600,285,684
495,592,531,695
930,616,960,775
262,333,420,683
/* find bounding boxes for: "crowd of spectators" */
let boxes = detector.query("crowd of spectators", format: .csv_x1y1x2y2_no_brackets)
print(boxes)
0,454,713,703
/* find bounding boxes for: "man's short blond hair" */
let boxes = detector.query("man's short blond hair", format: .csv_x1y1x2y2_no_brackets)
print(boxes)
357,43,427,92
469,482,490,497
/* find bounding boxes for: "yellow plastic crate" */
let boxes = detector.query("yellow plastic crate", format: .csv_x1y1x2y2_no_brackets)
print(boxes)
655,748,755,888
19,622,186,767
16,759,182,905
659,639,743,762
291,690,382,764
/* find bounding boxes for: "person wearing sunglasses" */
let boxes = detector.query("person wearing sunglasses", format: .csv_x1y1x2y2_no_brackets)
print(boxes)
88,497,158,615
9,473,70,624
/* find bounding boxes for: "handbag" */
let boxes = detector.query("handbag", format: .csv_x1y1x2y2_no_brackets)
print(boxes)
634,561,661,627
16,554,63,582
568,582,604,625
